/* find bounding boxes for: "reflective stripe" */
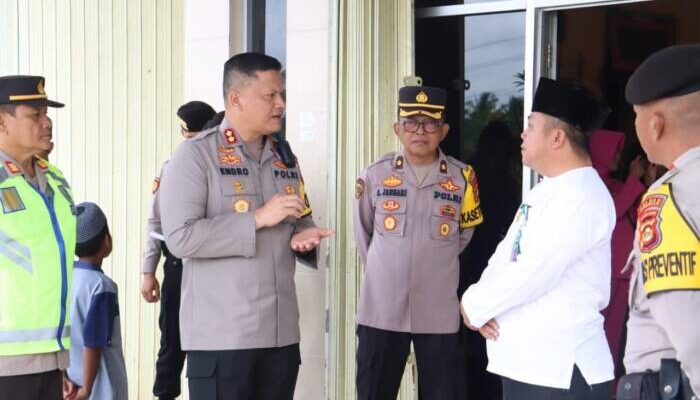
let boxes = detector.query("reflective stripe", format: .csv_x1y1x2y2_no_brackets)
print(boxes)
0,326,70,343
0,229,33,273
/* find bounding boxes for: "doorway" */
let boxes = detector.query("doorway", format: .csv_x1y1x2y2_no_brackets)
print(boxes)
415,0,700,398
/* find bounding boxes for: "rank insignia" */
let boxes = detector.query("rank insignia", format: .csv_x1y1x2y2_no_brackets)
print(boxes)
355,178,365,199
219,154,242,165
383,175,402,188
439,160,448,174
383,215,397,231
285,185,296,195
4,161,21,175
395,156,404,170
0,187,25,214
36,159,49,170
382,200,400,212
223,128,238,145
151,177,160,194
273,160,288,170
439,179,460,192
233,181,245,193
440,222,450,237
440,205,456,218
218,145,235,154
233,199,250,213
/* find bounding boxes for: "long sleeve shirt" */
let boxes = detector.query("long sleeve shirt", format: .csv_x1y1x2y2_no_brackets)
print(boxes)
461,166,615,389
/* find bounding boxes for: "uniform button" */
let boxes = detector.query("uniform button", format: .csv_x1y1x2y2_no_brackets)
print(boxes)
624,382,632,391
663,385,672,394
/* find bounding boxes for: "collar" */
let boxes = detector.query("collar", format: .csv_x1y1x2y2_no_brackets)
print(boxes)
74,260,103,273
670,145,700,170
393,148,450,187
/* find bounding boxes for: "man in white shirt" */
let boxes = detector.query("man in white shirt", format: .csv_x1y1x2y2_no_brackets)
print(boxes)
461,77,616,400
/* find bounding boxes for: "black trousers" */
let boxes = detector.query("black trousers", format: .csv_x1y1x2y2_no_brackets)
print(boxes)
356,324,461,400
153,254,187,399
186,344,301,400
0,369,61,400
501,365,613,400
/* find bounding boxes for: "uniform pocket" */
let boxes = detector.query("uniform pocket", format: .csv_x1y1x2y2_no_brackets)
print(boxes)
374,198,407,237
221,178,257,214
429,215,459,241
186,352,218,400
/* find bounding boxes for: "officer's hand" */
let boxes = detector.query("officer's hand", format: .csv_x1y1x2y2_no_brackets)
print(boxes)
72,387,91,400
141,273,161,303
62,373,77,400
254,194,306,229
479,318,500,341
291,227,335,252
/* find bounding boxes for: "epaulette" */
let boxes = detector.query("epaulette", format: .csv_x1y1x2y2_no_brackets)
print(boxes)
445,155,468,171
189,126,219,142
366,152,397,172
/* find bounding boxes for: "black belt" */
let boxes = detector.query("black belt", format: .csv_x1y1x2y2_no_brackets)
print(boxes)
618,359,697,400
160,240,173,259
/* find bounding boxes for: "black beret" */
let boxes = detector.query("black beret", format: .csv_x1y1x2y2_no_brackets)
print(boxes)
177,101,216,132
532,78,610,135
0,75,64,108
626,44,700,105
398,86,446,120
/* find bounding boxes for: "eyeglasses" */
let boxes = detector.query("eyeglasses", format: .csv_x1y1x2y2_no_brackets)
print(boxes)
400,118,442,134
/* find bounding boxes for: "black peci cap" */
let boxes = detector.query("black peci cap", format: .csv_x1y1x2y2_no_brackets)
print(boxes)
626,44,700,105
177,101,216,132
0,75,64,108
532,78,610,135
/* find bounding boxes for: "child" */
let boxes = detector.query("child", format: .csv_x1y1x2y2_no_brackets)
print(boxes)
66,202,127,400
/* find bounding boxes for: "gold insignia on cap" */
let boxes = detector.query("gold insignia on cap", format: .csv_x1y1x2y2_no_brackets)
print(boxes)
179,117,189,132
233,199,250,213
37,80,45,95
383,215,397,231
355,178,365,199
416,91,428,103
233,181,245,193
383,175,402,188
440,222,450,237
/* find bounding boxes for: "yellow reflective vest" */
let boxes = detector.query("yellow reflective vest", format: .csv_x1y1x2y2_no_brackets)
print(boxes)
638,183,700,295
0,157,76,356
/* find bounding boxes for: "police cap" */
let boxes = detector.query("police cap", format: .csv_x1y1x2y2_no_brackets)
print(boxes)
626,44,700,105
0,75,64,108
398,86,446,120
177,101,216,132
532,77,610,135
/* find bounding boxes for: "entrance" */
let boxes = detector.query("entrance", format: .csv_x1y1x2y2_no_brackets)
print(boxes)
414,0,700,398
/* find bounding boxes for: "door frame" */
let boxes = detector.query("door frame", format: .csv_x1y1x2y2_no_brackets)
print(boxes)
416,0,654,197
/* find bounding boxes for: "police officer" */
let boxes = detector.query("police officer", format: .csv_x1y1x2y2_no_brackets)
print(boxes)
0,76,77,399
140,100,215,400
353,86,483,399
619,44,700,399
159,53,333,400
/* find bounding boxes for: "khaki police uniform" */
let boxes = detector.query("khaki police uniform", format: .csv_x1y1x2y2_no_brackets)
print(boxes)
353,85,483,400
617,44,700,400
623,147,700,398
159,117,316,398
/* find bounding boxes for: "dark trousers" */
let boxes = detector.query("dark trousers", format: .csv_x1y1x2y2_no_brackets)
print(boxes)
153,254,187,399
186,344,301,400
356,324,461,400
501,365,613,400
0,369,62,400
